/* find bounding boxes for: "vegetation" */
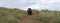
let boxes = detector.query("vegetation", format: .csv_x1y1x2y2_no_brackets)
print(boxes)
36,9,60,23
26,20,33,23
0,7,60,23
0,7,27,23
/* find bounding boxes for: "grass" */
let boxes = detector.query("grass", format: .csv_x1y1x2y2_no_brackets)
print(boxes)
0,7,60,23
36,10,60,23
0,7,27,23
26,20,33,23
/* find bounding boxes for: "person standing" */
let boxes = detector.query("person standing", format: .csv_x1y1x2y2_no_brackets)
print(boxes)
27,8,32,15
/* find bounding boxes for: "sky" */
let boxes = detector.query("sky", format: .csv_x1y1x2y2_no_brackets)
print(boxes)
0,0,60,10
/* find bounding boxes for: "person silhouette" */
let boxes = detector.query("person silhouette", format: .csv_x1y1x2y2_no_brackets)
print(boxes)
27,8,32,15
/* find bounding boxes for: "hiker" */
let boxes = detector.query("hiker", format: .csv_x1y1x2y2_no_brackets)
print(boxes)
27,8,32,15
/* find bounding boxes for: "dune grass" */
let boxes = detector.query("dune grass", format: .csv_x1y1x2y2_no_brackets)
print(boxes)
36,10,60,23
0,7,27,23
26,20,33,23
0,7,60,23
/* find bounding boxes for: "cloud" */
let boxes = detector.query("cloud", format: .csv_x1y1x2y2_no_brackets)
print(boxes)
26,4,39,9
0,0,36,8
0,0,60,10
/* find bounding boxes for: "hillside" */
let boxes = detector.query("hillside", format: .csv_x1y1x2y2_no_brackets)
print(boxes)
0,7,60,23
36,10,60,23
0,7,27,23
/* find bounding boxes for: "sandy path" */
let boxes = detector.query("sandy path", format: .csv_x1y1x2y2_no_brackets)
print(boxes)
18,15,42,23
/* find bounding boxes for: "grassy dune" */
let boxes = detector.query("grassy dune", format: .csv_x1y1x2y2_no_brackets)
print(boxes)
0,7,60,23
36,10,60,23
0,7,27,23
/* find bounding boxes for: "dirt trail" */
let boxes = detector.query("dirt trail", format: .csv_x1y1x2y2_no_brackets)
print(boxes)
18,15,42,23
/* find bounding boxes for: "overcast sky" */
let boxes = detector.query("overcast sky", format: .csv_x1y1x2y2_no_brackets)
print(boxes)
0,0,60,10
